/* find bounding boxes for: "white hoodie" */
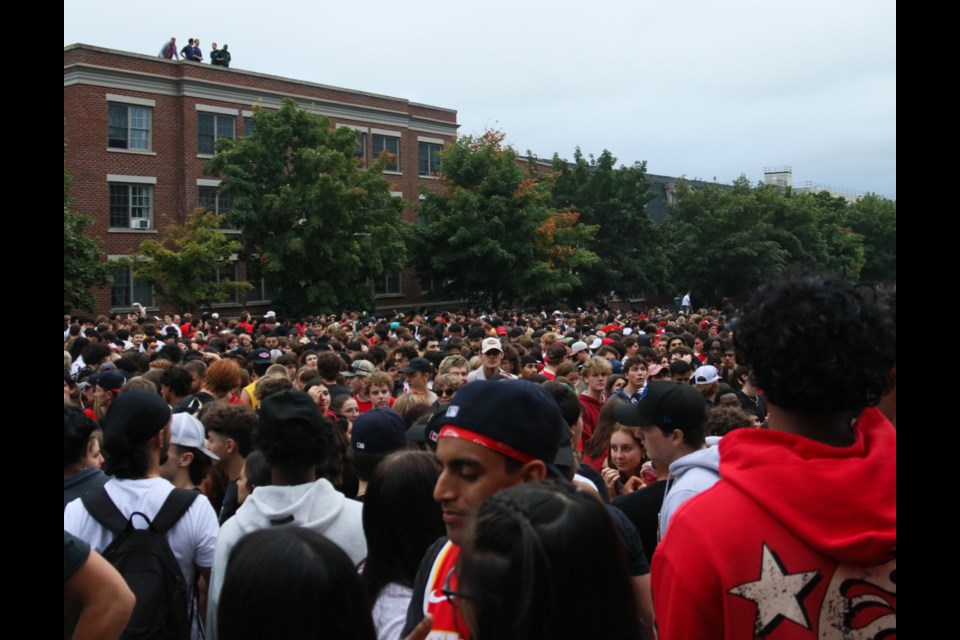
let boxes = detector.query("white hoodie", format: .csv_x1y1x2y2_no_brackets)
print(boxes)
206,478,366,640
659,436,721,540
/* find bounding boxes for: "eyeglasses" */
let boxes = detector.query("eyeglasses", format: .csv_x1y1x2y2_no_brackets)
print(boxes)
436,388,457,397
441,567,475,610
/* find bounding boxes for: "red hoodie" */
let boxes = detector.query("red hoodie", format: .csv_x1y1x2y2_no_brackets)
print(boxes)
652,408,896,639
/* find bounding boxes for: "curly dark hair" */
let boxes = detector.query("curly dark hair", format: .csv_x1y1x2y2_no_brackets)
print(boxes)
734,277,895,414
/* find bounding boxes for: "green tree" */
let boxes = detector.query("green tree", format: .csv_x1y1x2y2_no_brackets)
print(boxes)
64,165,112,313
415,131,598,307
550,148,669,301
663,177,866,304
664,178,790,303
126,209,251,314
843,194,896,283
206,99,409,314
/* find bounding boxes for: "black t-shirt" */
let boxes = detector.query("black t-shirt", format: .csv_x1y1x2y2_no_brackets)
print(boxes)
219,480,239,526
613,480,668,563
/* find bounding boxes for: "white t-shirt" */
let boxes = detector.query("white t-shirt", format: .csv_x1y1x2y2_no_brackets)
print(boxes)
372,582,414,640
63,477,219,595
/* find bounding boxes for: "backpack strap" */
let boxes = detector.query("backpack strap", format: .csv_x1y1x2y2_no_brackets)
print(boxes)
151,488,199,534
81,487,130,535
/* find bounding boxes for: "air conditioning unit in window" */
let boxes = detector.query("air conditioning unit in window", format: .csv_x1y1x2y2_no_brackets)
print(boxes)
130,218,151,230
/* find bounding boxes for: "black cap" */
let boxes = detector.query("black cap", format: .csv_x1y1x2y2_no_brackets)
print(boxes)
436,380,566,465
252,349,273,365
97,370,126,392
102,389,171,450
613,381,708,434
351,408,406,454
401,357,433,374
258,389,324,434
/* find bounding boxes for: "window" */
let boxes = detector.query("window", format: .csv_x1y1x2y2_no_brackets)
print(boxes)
243,117,254,137
355,131,368,165
419,142,442,177
199,186,235,230
109,184,153,229
203,262,240,304
372,134,400,172
198,113,235,155
374,271,401,296
246,261,273,302
108,104,152,150
111,268,154,309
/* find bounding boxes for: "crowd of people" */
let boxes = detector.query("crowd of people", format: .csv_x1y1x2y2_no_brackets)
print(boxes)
158,36,231,67
63,276,896,639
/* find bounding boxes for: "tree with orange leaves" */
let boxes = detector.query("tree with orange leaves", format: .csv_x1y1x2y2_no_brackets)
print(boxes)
414,130,597,307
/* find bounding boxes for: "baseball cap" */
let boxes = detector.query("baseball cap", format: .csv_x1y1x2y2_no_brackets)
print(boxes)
102,390,171,452
436,380,566,467
351,408,406,454
252,349,273,365
97,370,126,393
692,365,720,385
570,341,588,354
401,357,433,374
496,326,508,335
480,337,503,354
614,381,708,434
342,359,376,378
170,413,220,460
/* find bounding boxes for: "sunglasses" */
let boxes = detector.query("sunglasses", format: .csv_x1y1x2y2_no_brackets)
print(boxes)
436,388,457,397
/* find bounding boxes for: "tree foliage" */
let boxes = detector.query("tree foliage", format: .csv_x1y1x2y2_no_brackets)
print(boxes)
64,164,112,313
663,177,866,304
415,131,598,307
125,209,251,314
550,148,669,301
842,194,896,284
206,99,409,315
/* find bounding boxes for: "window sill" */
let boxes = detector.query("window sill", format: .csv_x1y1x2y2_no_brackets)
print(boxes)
197,154,215,159
110,305,158,313
107,148,157,156
418,174,440,180
374,292,404,299
382,170,403,176
108,227,158,233
219,228,241,234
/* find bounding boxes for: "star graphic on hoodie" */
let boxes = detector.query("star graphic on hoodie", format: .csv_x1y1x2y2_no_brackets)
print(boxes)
729,544,821,636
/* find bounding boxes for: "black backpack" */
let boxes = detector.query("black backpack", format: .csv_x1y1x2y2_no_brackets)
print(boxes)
82,487,199,640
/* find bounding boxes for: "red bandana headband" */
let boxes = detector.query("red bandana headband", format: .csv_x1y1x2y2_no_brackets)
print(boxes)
438,425,535,464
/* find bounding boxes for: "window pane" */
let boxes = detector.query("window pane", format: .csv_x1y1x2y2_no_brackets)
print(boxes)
108,104,128,149
109,185,129,227
217,116,235,140
373,134,400,171
112,270,131,307
198,113,215,154
132,278,153,307
130,186,151,225
129,107,150,150
243,117,254,137
199,186,217,211
355,132,367,161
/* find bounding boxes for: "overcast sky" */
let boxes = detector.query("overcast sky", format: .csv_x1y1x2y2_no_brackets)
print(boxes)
65,0,896,199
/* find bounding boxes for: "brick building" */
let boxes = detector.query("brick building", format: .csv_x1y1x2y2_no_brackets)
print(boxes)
64,43,459,315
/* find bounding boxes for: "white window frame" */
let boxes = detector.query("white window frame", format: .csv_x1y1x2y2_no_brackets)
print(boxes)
373,270,402,297
108,257,155,310
107,95,155,153
197,107,237,156
107,176,156,231
418,136,444,178
371,129,402,173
